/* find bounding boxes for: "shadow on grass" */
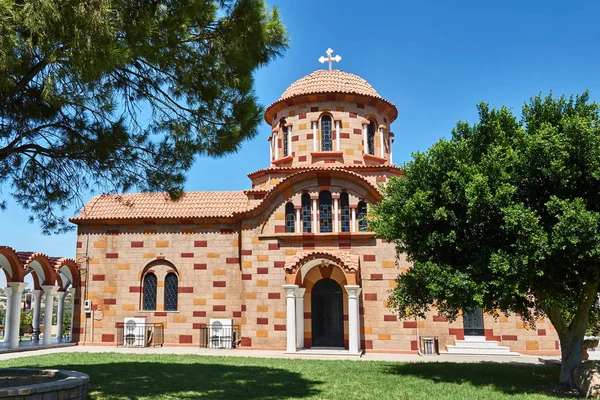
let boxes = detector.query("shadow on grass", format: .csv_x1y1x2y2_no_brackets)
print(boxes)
383,362,578,398
37,361,322,399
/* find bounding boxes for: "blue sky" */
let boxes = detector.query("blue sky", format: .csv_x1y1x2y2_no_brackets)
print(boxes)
1,0,599,286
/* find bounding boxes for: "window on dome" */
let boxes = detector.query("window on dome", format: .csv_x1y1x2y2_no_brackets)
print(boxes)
358,201,368,232
367,121,376,155
285,202,295,233
143,272,157,311
283,126,289,157
340,192,350,233
321,115,333,151
301,193,311,233
164,272,178,311
319,191,332,233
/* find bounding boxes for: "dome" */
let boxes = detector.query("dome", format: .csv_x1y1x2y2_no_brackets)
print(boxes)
279,69,382,100
264,69,397,124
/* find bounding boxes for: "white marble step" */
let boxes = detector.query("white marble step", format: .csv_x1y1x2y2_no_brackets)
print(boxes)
445,346,521,356
462,336,488,342
453,340,504,348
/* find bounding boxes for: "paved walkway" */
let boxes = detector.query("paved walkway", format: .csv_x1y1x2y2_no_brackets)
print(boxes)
0,344,559,364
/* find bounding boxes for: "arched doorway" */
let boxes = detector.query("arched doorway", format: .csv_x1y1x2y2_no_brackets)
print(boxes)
311,278,344,347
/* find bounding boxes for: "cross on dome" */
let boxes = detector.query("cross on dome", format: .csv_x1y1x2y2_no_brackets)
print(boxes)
318,48,341,71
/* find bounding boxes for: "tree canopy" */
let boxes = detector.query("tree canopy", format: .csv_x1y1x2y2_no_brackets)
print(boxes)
0,0,288,233
371,92,600,385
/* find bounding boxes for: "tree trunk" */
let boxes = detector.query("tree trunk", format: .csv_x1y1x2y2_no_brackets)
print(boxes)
559,333,585,387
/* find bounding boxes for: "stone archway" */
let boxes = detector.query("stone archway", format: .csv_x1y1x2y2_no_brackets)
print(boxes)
282,251,362,354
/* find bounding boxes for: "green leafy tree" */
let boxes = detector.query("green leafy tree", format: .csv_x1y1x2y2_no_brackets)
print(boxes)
371,92,600,386
0,0,288,233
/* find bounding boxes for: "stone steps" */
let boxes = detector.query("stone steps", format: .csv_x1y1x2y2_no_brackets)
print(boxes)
445,336,521,356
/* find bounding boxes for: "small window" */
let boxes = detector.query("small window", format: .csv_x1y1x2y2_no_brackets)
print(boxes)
302,193,311,233
358,201,368,232
367,121,376,155
321,115,333,151
285,202,295,233
143,273,157,311
340,192,350,233
283,126,289,157
319,191,332,233
164,273,178,311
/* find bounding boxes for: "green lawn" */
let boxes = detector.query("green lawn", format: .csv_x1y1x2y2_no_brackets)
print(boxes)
2,353,575,399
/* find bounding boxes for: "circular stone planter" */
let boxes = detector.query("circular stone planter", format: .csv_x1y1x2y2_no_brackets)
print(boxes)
0,368,88,399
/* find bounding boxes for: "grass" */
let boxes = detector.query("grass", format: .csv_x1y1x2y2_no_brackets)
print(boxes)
2,352,576,399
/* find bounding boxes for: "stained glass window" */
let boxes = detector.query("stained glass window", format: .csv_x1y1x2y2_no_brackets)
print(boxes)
367,121,375,155
302,193,311,233
321,115,332,151
143,273,157,311
340,192,350,233
285,202,295,233
164,273,178,311
283,126,289,157
319,191,332,233
358,201,368,232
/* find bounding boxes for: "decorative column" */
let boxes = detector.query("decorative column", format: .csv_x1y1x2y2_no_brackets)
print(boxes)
335,119,341,151
5,282,28,349
268,137,273,164
68,287,76,340
42,285,58,345
389,133,394,164
312,120,318,151
295,206,301,233
333,196,339,233
295,287,306,349
379,126,385,158
283,284,299,353
351,206,357,232
31,289,43,341
312,197,318,233
345,285,362,354
274,130,279,159
55,291,67,342
362,120,369,154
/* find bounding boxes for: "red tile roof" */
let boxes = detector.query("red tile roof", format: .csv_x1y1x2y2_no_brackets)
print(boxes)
280,69,382,101
71,191,249,222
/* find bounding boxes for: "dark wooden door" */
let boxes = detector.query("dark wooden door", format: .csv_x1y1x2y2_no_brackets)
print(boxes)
463,307,484,336
311,279,344,347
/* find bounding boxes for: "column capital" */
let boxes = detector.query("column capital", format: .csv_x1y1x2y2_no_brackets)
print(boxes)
344,285,362,298
294,287,306,298
7,281,28,293
55,290,68,300
32,289,43,299
42,285,59,296
68,287,76,295
282,284,299,297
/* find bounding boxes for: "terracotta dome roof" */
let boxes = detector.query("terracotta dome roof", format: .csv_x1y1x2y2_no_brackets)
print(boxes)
279,69,382,100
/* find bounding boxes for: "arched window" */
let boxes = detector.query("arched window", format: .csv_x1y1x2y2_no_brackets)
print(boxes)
143,273,157,311
367,121,376,155
319,191,332,233
358,201,368,232
340,192,350,233
285,202,295,233
164,272,178,311
321,115,333,151
302,193,311,233
283,126,289,157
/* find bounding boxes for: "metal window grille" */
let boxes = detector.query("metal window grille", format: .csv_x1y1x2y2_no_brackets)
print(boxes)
302,194,311,233
319,191,332,233
367,121,375,155
143,273,157,311
358,202,368,232
164,273,178,311
285,203,295,233
340,193,350,232
283,127,289,157
321,116,332,151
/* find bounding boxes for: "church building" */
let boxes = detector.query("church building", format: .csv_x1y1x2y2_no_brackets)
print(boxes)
69,52,560,355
